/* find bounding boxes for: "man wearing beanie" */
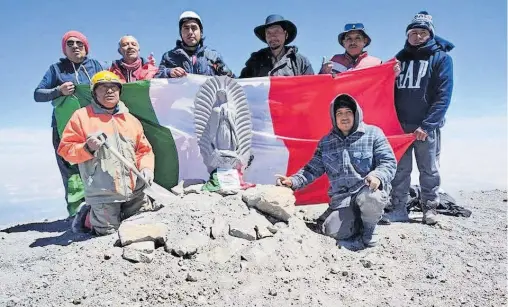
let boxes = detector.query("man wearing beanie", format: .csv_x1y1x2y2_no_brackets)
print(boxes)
34,30,105,217
276,94,397,251
386,11,454,225
239,14,314,77
156,11,234,78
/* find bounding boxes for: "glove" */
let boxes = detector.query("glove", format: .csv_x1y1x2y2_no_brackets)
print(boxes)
140,168,154,185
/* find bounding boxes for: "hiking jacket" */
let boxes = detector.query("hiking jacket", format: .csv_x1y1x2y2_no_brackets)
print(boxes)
394,36,454,133
239,46,314,78
109,57,158,83
34,57,104,126
155,40,234,78
319,52,382,74
290,96,397,209
57,100,154,206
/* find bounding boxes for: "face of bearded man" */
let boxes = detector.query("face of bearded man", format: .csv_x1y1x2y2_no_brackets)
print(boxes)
265,25,287,50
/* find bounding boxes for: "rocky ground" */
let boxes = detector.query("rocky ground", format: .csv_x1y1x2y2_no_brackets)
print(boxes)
0,185,506,307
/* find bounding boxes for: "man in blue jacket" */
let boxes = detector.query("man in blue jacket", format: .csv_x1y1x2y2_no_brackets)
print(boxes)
276,94,397,251
34,30,104,217
386,11,454,225
156,11,234,78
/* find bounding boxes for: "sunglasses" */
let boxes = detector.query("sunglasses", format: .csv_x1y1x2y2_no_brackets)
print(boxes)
66,40,84,48
344,23,365,31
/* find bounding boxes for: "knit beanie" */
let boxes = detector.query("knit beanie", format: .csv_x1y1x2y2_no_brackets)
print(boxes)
406,11,435,38
62,30,89,56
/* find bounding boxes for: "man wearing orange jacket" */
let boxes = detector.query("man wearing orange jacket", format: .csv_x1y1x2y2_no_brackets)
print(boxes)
58,71,155,235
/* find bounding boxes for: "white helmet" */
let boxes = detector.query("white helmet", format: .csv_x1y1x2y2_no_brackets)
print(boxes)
179,11,202,30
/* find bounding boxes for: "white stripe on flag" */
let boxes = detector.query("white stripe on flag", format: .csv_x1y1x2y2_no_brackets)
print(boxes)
149,75,290,184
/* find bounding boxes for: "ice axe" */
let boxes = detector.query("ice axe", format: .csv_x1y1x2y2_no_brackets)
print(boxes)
101,140,176,206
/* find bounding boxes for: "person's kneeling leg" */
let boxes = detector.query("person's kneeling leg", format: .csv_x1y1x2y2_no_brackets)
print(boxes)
89,203,122,236
121,192,151,221
356,187,389,247
321,205,365,251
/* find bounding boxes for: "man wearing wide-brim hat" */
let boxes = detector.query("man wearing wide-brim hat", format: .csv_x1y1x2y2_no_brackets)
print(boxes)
240,14,314,78
320,23,384,74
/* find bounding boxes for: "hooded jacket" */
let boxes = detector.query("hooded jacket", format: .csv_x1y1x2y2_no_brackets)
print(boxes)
290,96,397,209
395,36,454,133
34,57,104,126
57,100,154,206
155,40,234,78
239,46,314,78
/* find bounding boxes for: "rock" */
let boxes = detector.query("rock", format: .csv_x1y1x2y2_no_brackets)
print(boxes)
210,218,228,239
266,225,278,234
186,272,198,282
170,180,185,196
127,241,155,254
184,184,204,195
426,272,438,279
168,232,209,257
72,298,81,305
103,253,112,260
229,220,256,241
268,289,277,296
400,234,407,239
360,259,372,269
256,225,274,239
242,185,295,222
228,211,274,241
342,271,349,277
122,248,154,263
118,223,167,247
330,267,340,274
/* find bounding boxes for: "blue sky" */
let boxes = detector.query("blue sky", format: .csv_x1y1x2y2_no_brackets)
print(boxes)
0,1,506,226
0,0,506,127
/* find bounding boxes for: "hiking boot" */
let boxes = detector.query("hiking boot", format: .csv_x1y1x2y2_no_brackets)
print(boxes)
71,202,91,233
382,208,410,223
362,223,378,247
423,200,438,225
337,236,366,251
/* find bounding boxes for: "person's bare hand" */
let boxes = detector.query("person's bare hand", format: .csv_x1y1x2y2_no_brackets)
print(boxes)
414,127,428,141
321,56,333,74
394,60,401,76
364,175,381,191
59,82,75,96
275,174,293,188
170,67,187,78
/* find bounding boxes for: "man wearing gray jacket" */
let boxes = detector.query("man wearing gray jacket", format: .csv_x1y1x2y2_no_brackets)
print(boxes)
240,14,314,77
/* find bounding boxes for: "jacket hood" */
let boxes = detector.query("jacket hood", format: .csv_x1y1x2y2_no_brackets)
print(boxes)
329,94,364,136
398,35,454,57
59,57,93,65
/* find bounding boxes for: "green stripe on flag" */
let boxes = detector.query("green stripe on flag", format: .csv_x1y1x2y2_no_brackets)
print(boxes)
53,81,179,200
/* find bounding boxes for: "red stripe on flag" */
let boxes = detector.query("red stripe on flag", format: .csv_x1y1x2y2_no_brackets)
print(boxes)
268,61,414,205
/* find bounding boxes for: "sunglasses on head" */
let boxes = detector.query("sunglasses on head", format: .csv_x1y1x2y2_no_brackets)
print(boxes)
66,40,84,48
344,23,365,31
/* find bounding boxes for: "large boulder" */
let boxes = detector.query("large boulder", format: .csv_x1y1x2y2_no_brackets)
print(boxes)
242,185,296,222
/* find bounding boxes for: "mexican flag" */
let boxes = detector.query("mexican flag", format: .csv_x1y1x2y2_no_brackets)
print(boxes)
54,60,414,209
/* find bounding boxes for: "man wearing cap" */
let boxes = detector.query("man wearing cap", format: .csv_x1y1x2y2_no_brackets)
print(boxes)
320,23,383,75
156,11,234,78
109,35,158,83
385,11,454,225
276,94,396,251
239,14,314,77
34,30,105,217
58,71,155,235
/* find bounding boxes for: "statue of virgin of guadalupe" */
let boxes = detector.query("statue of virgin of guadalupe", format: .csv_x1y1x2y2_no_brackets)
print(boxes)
194,76,253,191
